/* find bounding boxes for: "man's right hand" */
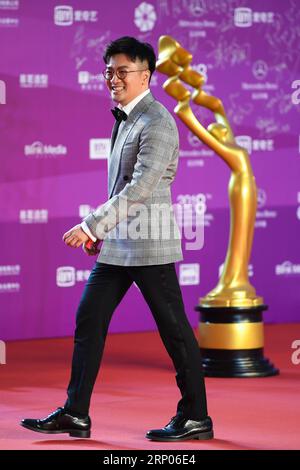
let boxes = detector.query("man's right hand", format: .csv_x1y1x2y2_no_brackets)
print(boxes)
82,239,101,256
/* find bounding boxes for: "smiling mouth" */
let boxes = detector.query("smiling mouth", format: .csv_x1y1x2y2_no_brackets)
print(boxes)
111,86,125,93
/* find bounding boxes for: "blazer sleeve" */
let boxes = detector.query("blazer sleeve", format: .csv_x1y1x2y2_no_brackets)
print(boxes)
83,116,179,240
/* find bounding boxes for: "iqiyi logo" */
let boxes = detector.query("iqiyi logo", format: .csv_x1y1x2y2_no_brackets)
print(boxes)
0,79,6,104
0,340,6,364
291,80,300,105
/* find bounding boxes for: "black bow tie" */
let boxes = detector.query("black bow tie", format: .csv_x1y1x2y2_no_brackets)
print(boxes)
111,107,128,122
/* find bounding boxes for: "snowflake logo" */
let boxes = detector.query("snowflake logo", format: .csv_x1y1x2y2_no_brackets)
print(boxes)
134,2,157,32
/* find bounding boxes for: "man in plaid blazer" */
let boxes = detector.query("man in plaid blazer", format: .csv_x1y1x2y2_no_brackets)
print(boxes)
21,37,213,442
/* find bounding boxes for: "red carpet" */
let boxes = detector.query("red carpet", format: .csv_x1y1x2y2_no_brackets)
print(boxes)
0,324,299,450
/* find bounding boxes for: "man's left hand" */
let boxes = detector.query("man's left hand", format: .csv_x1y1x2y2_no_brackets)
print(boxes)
62,224,89,249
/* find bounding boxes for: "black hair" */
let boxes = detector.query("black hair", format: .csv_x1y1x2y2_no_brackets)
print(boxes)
103,36,156,82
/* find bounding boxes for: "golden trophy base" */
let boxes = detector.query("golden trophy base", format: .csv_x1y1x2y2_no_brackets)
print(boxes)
195,305,279,378
200,282,264,308
200,294,264,308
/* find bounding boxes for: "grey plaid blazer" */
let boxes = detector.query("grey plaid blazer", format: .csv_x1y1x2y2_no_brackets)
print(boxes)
84,91,183,266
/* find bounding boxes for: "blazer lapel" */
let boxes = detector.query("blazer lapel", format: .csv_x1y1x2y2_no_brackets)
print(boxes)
108,123,131,197
108,92,155,198
110,120,120,154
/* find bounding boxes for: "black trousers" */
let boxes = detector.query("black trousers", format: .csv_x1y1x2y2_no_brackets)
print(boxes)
64,262,208,420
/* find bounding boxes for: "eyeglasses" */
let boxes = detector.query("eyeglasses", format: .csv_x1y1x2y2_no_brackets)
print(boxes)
102,69,148,81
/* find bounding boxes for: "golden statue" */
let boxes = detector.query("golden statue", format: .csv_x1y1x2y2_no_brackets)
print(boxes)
156,36,278,376
156,35,263,308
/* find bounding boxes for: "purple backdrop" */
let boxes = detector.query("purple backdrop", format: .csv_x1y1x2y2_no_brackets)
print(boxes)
1,0,300,341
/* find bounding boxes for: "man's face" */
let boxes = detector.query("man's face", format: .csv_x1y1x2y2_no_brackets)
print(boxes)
105,53,149,106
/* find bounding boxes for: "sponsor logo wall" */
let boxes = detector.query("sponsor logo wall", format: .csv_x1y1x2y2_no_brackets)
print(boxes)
1,0,299,340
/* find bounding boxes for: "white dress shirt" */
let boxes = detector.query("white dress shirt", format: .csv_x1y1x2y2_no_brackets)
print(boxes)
81,89,150,242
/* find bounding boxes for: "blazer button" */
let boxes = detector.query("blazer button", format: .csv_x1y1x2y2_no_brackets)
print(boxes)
123,175,129,181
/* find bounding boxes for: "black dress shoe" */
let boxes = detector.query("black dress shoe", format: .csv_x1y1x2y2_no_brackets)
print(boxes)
146,414,213,442
20,407,91,438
